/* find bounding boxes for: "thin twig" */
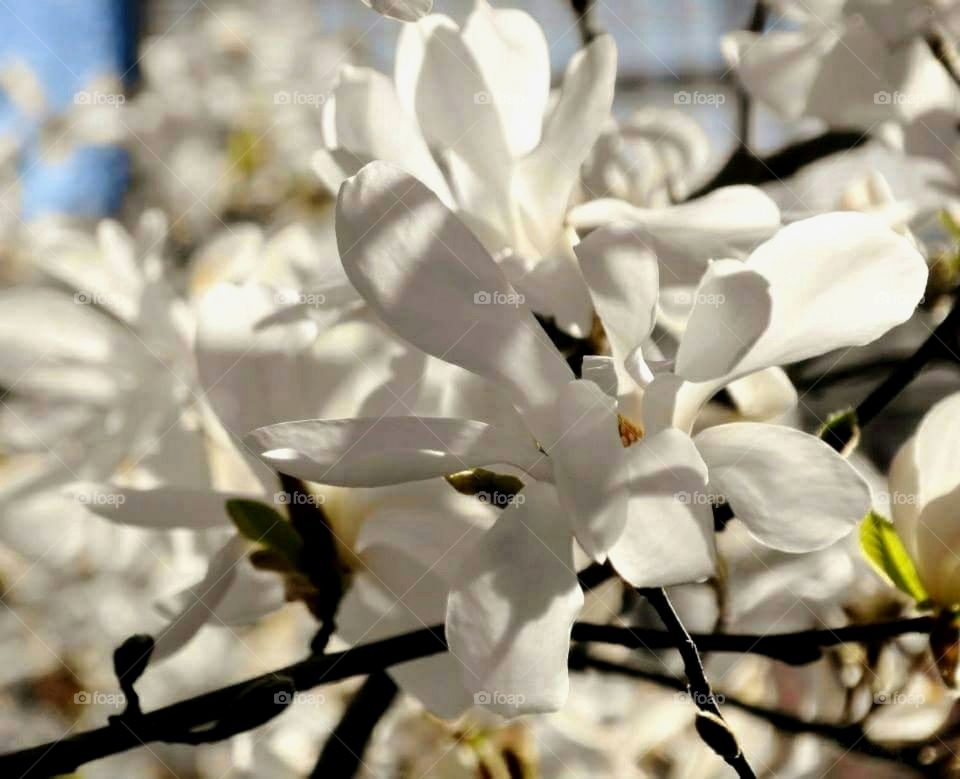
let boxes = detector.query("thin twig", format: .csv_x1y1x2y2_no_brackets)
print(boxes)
639,588,756,778
570,0,599,45
735,1,768,153
309,671,398,778
569,651,927,770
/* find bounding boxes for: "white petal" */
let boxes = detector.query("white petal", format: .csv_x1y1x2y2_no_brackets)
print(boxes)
446,483,583,716
725,367,798,421
575,224,659,364
515,34,617,252
336,162,573,434
674,260,772,382
334,492,493,718
695,423,870,552
912,486,960,607
395,14,515,242
462,0,550,157
322,66,452,204
550,380,628,561
581,355,619,398
247,417,546,486
152,535,248,663
338,555,473,718
889,391,960,557
65,483,247,528
569,186,780,272
608,429,716,587
677,213,927,383
362,0,432,22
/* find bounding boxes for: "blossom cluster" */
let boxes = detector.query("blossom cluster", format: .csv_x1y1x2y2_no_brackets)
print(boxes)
5,0,960,776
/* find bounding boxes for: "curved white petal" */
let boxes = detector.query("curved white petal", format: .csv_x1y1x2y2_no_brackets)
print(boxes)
446,483,583,716
674,260,772,382
575,223,659,364
462,0,550,157
338,556,473,719
336,162,573,435
515,34,617,253
889,391,960,560
608,429,716,587
336,493,493,718
676,213,927,383
695,423,870,552
569,186,780,273
912,485,960,608
361,0,432,22
152,535,248,663
65,483,247,528
322,65,452,204
395,14,515,242
247,417,546,486
550,380,628,561
725,367,798,421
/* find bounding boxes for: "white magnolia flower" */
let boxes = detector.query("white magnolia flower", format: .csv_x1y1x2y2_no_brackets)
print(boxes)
315,0,617,335
887,390,960,608
580,108,712,208
722,0,960,129
125,0,353,241
245,161,914,714
0,212,213,567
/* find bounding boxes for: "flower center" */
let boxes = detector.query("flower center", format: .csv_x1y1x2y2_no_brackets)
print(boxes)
618,414,643,448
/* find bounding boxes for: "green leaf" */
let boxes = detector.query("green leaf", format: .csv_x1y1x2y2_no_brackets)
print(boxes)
940,209,960,242
227,499,304,565
859,511,928,603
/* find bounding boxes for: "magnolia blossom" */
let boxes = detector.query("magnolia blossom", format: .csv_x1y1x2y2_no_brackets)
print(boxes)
722,0,960,129
887,391,960,607
244,161,925,715
315,0,617,334
580,108,712,208
0,213,212,566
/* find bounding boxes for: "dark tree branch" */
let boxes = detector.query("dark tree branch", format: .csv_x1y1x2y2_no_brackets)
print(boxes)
927,30,960,89
2,616,937,776
852,298,960,432
309,671,398,779
569,650,928,770
687,130,869,200
570,0,600,45
639,588,756,778
735,1,768,153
